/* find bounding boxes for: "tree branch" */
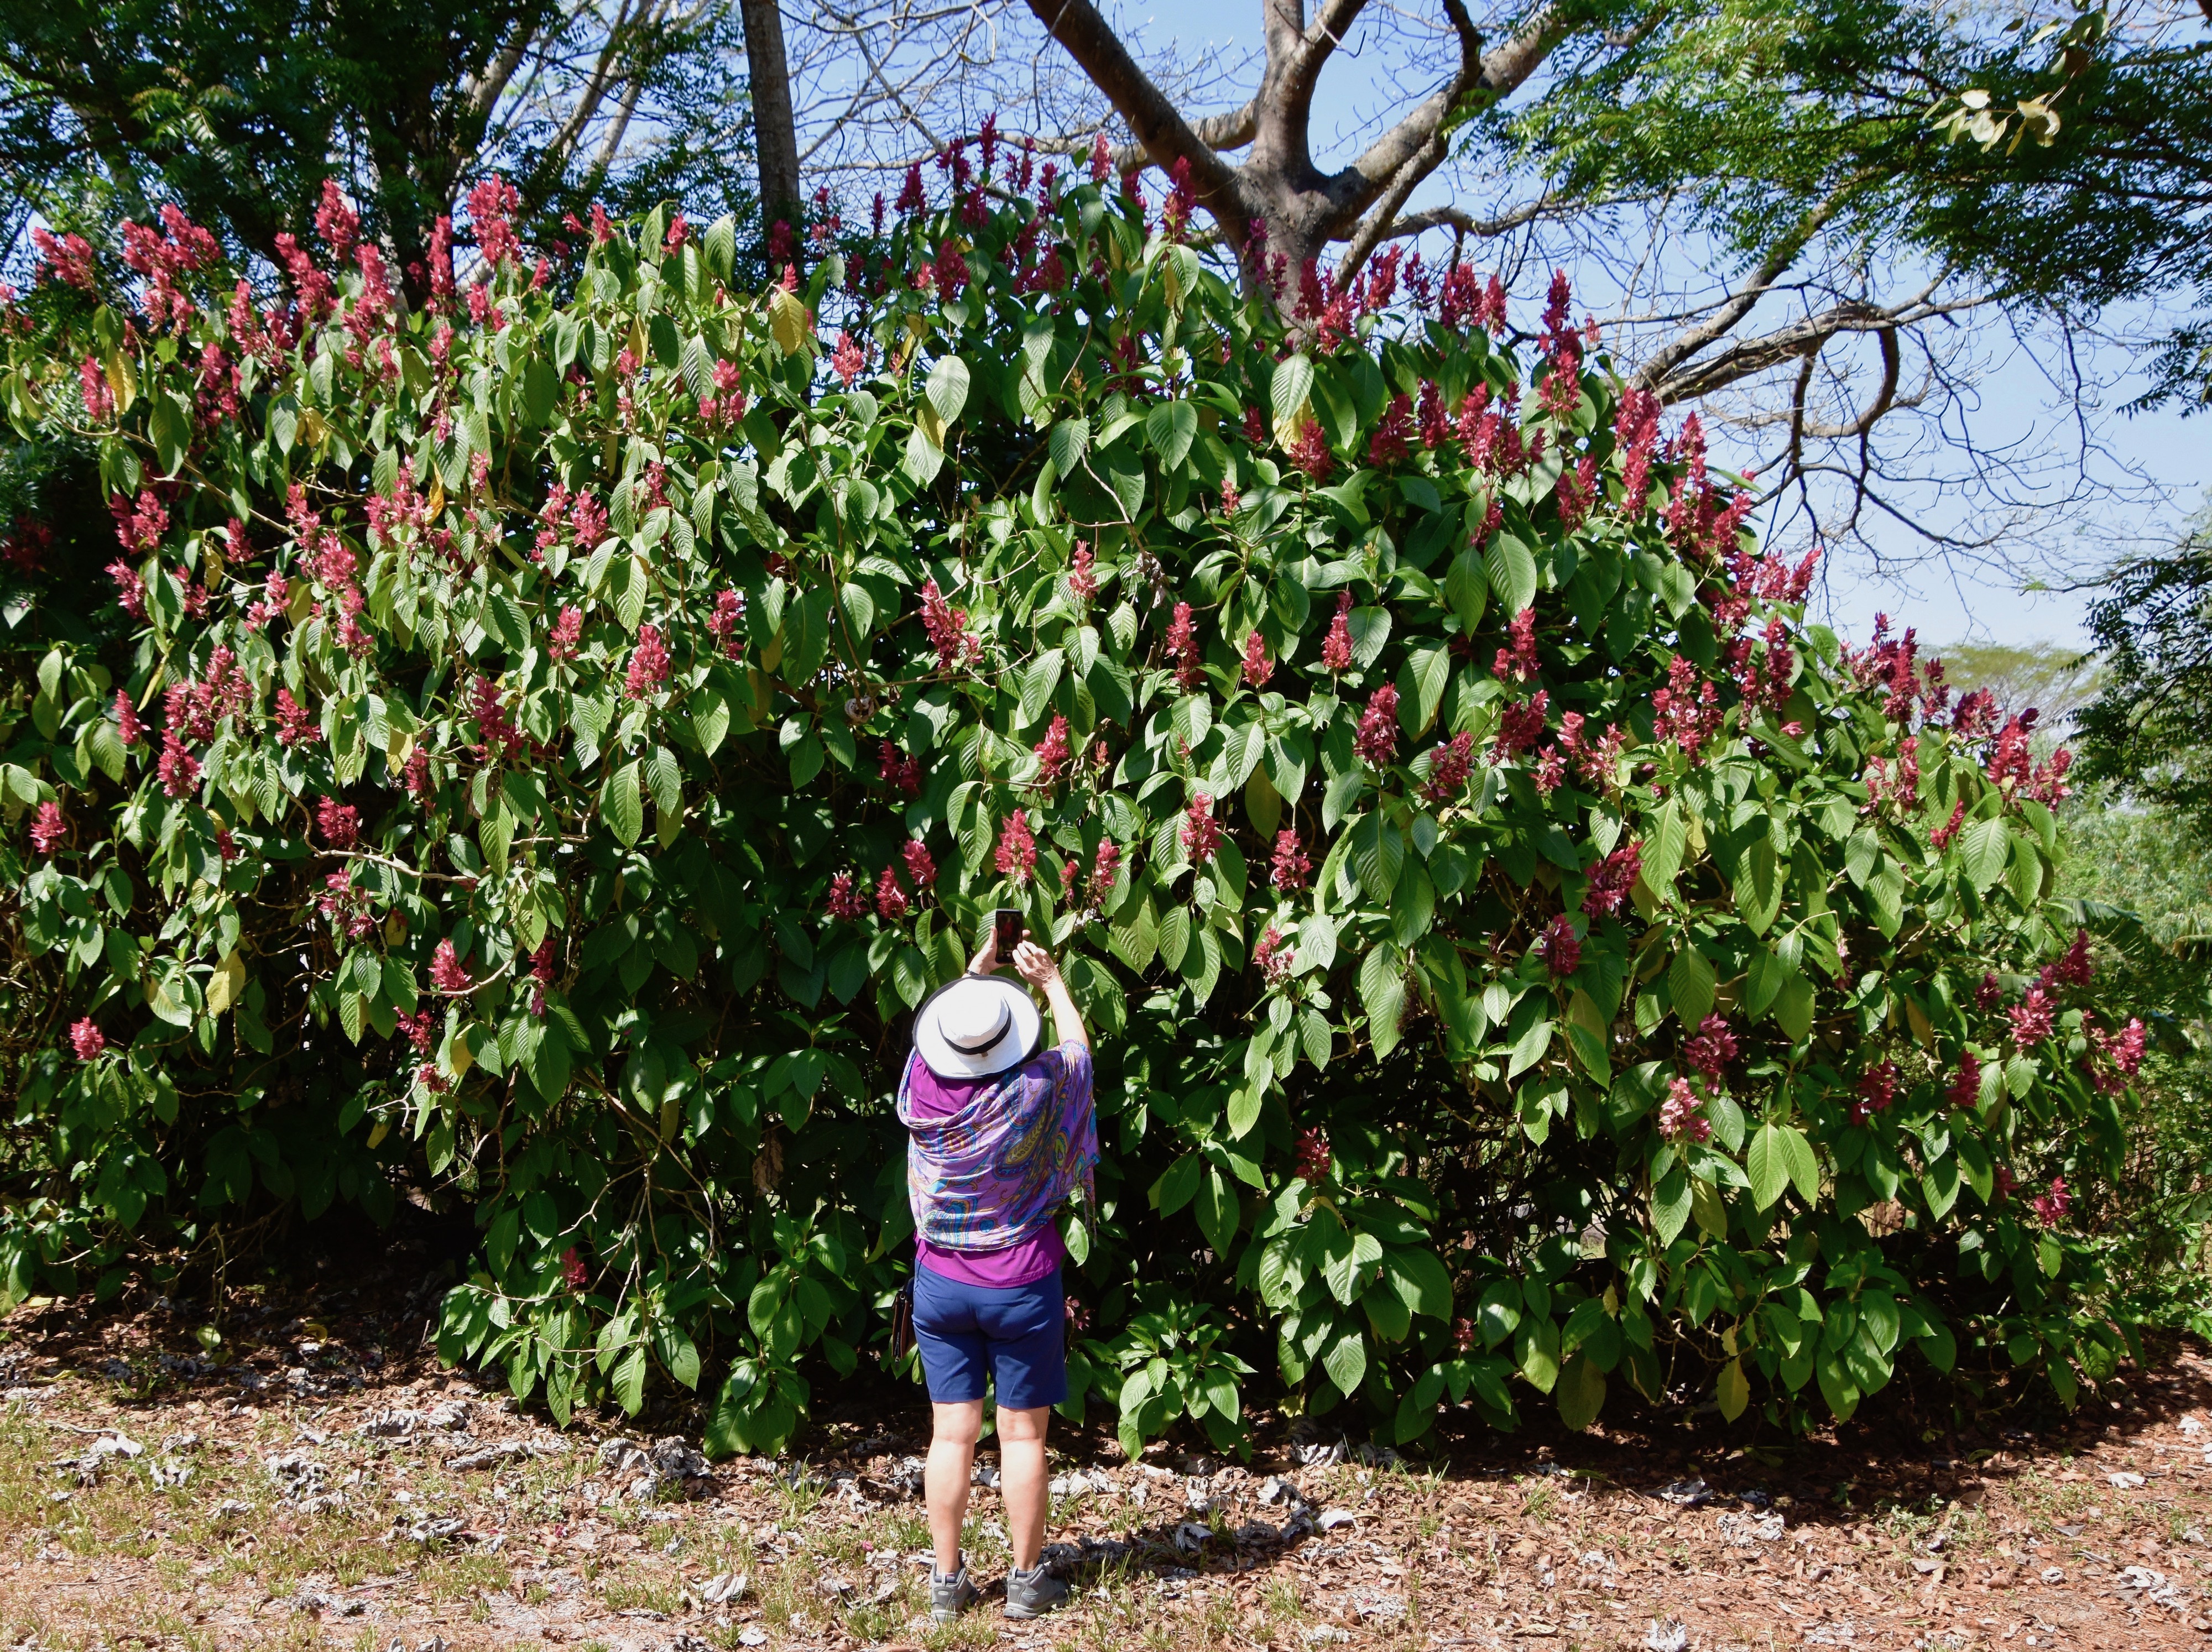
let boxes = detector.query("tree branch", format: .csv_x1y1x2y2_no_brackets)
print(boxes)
1376,198,1553,241
1630,189,1849,393
1023,0,1244,226
1798,326,1902,439
1280,0,1375,142
1042,101,1260,170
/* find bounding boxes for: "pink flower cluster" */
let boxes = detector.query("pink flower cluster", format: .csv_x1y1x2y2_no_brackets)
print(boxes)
274,687,321,746
1493,691,1550,760
430,940,474,995
624,624,671,699
1683,1014,1737,1081
1985,710,2074,804
1652,656,1721,758
121,205,221,332
2008,985,2055,1050
315,795,359,849
995,810,1036,885
1658,414,1755,563
875,865,910,921
903,837,938,890
1321,593,1354,672
919,579,980,671
880,740,924,796
1295,1127,1332,1182
1614,386,1663,515
29,801,65,856
2030,1177,2070,1227
1659,1076,1710,1143
1424,731,1475,802
1354,686,1399,766
1493,608,1538,683
1864,733,1920,810
1849,1060,1900,1125
1241,630,1275,690
1581,839,1642,917
1165,602,1203,690
318,870,374,940
1032,715,1072,782
826,871,869,921
1538,913,1580,977
1272,829,1312,891
698,358,747,426
1254,926,1293,987
1182,794,1222,864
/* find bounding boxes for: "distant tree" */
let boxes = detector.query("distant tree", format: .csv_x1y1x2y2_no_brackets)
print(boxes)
2077,503,2212,832
0,0,754,295
1938,642,2101,741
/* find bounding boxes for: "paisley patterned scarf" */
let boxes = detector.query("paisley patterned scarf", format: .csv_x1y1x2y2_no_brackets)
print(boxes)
896,1042,1098,1252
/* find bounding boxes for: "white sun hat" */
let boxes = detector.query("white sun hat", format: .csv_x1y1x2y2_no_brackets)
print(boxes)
912,974,1042,1081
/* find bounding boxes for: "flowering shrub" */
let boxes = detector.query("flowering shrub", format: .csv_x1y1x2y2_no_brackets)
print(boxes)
0,151,2153,1453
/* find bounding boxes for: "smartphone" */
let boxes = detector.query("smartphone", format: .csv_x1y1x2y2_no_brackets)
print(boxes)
993,908,1024,956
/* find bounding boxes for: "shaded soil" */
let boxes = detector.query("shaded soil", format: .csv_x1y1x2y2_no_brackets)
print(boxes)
0,1249,2206,1650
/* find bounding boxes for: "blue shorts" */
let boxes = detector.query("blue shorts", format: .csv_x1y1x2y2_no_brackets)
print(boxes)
911,1264,1066,1410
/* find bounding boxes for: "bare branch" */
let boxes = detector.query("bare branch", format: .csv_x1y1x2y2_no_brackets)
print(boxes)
1337,196,1553,246
1042,100,1259,169
1798,326,1902,440
1631,190,1849,393
1022,0,1244,226
1279,0,1375,145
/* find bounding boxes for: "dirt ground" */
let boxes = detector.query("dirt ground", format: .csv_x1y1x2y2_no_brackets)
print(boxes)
0,1251,2206,1652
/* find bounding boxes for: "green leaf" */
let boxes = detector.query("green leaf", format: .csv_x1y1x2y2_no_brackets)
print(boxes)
1445,546,1490,632
1150,1153,1203,1216
603,761,644,847
1194,1166,1238,1257
1642,799,1686,898
1321,1329,1366,1399
1049,416,1090,475
1670,946,1716,1028
1715,1356,1750,1421
926,355,971,424
1350,813,1404,903
1782,1125,1821,1205
1270,354,1316,435
1397,644,1451,737
1959,817,2009,893
1775,976,1817,1042
1385,1248,1454,1320
1747,1123,1791,1210
612,1345,648,1416
1555,1351,1606,1431
1146,400,1198,469
150,390,191,477
1485,535,1538,616
1359,945,1406,1057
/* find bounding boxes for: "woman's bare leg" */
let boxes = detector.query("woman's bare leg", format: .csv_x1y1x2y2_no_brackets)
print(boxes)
926,1400,983,1576
996,1404,1052,1572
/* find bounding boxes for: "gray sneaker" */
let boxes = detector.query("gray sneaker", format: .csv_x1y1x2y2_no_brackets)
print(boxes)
930,1567,979,1622
1004,1563,1071,1619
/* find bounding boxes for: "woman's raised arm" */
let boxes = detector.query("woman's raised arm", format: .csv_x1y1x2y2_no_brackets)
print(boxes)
1011,941,1088,1052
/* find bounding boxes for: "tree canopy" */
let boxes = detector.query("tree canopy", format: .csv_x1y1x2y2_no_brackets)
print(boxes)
1,0,755,291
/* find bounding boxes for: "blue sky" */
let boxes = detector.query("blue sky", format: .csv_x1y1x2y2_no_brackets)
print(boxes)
1107,0,2206,654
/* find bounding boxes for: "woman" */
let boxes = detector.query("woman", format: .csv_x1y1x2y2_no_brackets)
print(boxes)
896,928,1096,1623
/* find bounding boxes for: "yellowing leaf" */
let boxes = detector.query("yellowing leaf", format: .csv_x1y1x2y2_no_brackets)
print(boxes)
205,952,246,1015
769,288,816,358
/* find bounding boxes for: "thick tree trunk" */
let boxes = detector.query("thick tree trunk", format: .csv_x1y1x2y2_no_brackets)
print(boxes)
739,0,803,238
1025,0,1537,316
